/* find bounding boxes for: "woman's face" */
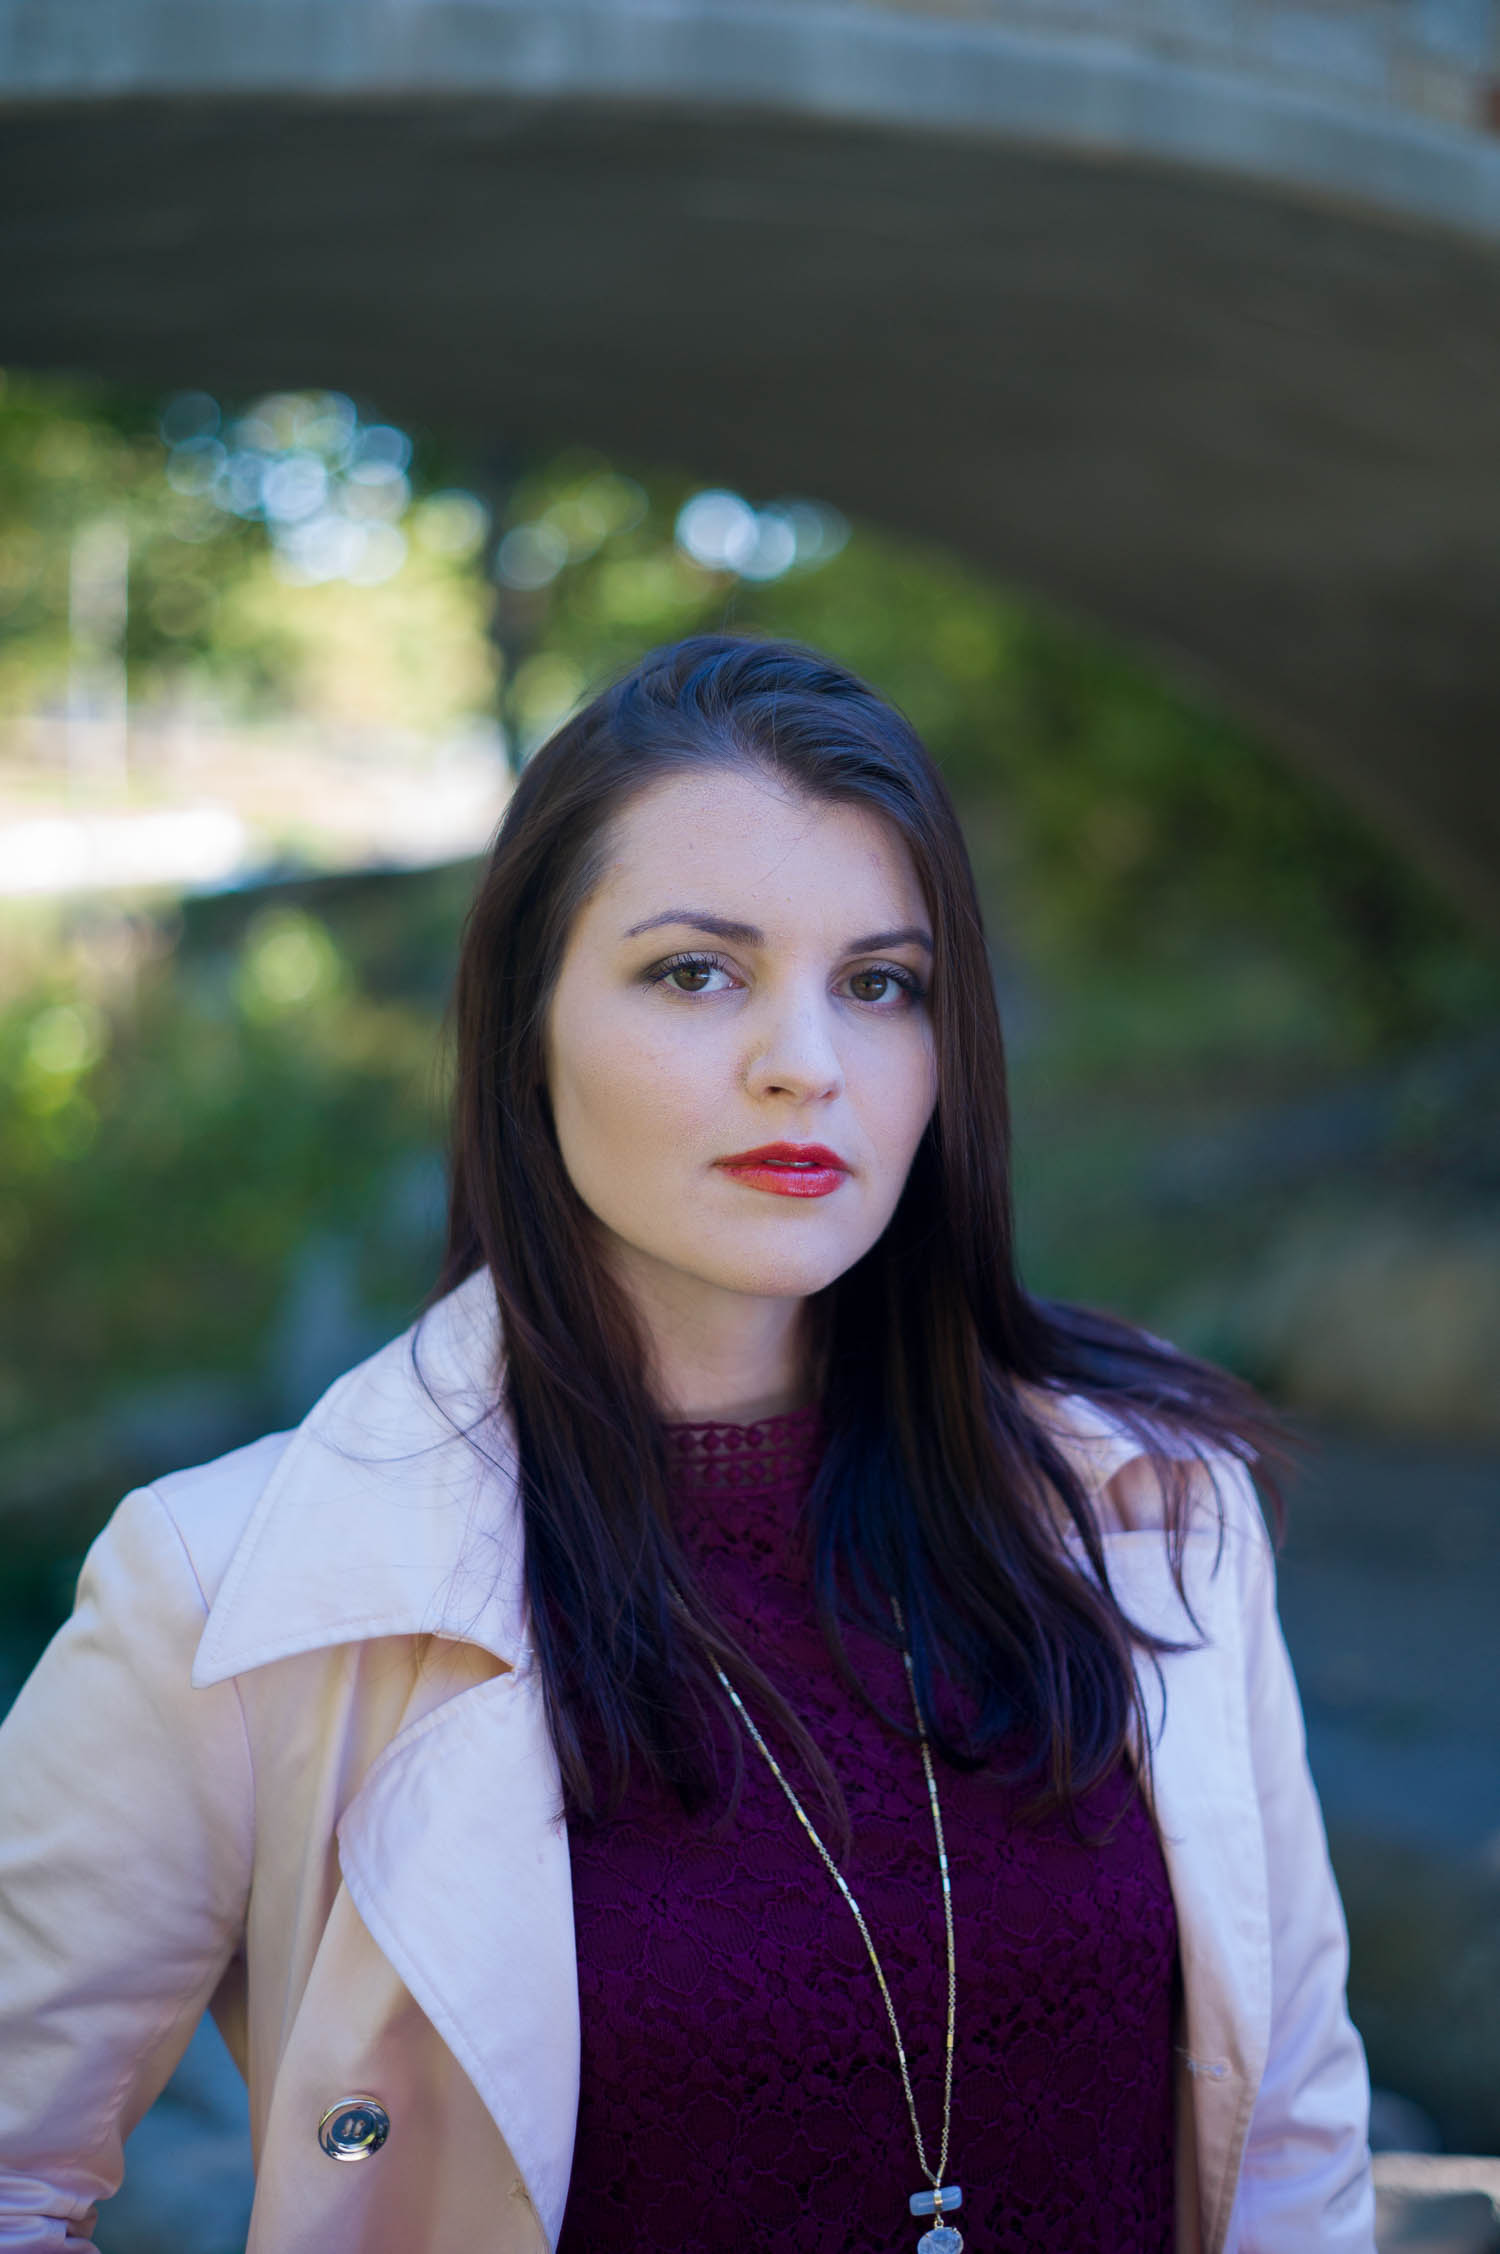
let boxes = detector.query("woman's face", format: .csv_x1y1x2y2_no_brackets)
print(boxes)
544,762,939,1319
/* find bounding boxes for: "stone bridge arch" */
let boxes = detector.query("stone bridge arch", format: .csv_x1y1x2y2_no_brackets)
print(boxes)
3,0,1500,924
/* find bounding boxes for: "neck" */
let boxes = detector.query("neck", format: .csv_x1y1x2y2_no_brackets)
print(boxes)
607,1245,819,1423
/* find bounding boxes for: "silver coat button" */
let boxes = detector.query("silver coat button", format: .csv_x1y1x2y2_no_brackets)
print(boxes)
318,2097,390,2161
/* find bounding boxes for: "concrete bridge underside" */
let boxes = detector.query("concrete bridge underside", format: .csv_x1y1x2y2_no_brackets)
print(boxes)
3,2,1500,928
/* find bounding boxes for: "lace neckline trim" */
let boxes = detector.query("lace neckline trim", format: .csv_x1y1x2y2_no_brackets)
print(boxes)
664,1400,825,1503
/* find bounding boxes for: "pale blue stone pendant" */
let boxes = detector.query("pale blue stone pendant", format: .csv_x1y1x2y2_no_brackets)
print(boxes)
910,2185,964,2250
909,2189,963,2216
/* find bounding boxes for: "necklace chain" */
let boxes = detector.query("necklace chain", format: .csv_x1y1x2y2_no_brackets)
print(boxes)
711,1597,957,2198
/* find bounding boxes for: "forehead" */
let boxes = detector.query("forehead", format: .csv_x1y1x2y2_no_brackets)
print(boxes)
587,764,927,928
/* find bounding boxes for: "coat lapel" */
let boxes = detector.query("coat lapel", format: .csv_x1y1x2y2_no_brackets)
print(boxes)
334,1663,579,2248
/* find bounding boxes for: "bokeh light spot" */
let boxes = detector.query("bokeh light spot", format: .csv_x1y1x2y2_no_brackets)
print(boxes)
412,490,490,559
24,1002,105,1081
236,910,345,1019
496,523,568,590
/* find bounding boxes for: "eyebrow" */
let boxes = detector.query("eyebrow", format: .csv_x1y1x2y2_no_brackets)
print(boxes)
622,910,934,953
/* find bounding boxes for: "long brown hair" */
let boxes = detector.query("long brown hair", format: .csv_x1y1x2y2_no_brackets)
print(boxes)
436,632,1279,1828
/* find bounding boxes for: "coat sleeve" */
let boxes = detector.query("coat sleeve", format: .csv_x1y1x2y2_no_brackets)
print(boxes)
1225,1461,1376,2253
0,1483,254,2251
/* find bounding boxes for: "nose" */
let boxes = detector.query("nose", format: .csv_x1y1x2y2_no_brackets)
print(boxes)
743,985,844,1104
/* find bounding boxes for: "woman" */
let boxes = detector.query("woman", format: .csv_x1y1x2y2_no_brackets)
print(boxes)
0,633,1373,2253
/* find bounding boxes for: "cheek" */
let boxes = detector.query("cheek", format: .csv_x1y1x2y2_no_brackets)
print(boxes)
549,1009,713,1188
863,1031,938,1166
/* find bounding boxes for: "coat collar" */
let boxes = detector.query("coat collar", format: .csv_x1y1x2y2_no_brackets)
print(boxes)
192,1269,1158,1691
193,1268,526,1688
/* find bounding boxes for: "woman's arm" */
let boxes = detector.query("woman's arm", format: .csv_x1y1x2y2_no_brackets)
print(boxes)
0,1483,255,2251
1227,1461,1376,2252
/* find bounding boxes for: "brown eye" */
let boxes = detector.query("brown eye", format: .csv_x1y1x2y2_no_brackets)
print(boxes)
850,970,894,1002
669,964,713,993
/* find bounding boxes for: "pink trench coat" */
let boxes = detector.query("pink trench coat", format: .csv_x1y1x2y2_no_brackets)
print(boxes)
0,1270,1375,2254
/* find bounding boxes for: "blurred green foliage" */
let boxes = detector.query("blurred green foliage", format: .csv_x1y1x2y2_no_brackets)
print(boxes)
0,369,497,736
0,371,280,707
0,886,450,1424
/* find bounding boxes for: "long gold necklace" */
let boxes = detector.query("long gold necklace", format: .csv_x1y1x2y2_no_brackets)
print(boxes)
711,1599,965,2254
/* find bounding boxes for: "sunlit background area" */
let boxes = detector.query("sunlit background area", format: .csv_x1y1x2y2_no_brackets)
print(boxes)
4,4,1500,2234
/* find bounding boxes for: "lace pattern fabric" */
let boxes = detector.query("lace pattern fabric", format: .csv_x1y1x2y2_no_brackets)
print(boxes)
560,1407,1178,2253
665,1400,825,1503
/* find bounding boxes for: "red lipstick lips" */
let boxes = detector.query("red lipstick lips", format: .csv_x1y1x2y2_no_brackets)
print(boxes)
715,1142,850,1199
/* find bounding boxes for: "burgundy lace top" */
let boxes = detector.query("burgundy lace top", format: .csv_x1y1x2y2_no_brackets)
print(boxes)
559,1406,1178,2253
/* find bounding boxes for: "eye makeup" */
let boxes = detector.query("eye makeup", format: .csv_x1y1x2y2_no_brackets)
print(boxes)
642,951,926,1006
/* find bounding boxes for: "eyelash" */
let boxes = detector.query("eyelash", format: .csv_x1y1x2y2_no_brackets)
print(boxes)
646,950,927,1006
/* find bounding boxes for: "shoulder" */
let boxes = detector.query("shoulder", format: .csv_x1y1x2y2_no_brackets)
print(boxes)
146,1428,295,1611
1022,1381,1270,1546
51,1432,293,1690
80,1268,520,1685
1022,1386,1277,1662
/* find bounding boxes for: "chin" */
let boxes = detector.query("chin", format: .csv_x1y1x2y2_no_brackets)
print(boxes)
691,1237,869,1302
